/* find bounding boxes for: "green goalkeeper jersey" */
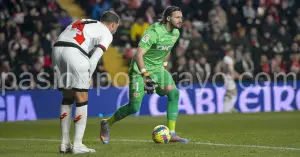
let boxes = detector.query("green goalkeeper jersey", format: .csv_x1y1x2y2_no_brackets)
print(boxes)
129,22,180,74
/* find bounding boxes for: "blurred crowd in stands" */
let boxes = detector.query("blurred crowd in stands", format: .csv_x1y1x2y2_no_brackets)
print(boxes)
0,0,71,90
1,0,300,90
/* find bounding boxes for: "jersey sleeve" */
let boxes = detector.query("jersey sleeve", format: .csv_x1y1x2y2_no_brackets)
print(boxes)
96,33,113,52
138,28,158,51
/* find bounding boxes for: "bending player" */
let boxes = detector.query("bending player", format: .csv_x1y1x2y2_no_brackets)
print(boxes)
52,11,119,154
100,6,188,144
222,48,239,113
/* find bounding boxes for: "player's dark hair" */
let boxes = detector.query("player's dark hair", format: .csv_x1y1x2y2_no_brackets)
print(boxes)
160,6,181,24
100,11,120,24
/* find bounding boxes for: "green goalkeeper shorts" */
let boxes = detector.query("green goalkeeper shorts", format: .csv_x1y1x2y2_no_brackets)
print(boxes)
129,69,175,103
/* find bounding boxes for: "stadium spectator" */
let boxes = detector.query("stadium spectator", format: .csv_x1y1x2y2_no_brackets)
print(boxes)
243,0,256,26
56,10,72,29
271,53,287,74
288,52,300,76
144,5,156,24
257,54,271,81
112,20,131,47
227,6,243,32
2,0,300,90
130,17,149,47
262,15,279,35
235,52,254,81
0,32,8,58
194,56,211,83
91,0,111,20
277,26,292,51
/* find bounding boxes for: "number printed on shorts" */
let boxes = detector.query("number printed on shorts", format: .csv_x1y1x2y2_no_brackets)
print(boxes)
72,20,86,45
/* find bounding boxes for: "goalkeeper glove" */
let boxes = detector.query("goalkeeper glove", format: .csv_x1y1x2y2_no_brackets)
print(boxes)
141,70,156,94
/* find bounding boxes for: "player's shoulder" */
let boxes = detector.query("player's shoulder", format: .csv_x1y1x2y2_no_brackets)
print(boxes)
89,21,108,32
172,28,180,36
83,18,100,22
141,23,160,41
223,56,233,64
149,22,160,29
88,21,112,38
223,55,231,60
146,23,160,34
99,22,112,37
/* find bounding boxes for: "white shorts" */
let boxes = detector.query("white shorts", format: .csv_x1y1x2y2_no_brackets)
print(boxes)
52,46,99,91
224,75,236,91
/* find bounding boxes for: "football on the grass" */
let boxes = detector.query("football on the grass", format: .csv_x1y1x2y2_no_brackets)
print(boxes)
152,125,171,143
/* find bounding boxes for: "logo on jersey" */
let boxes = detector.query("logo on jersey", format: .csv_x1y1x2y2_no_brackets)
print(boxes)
157,45,172,51
141,34,150,43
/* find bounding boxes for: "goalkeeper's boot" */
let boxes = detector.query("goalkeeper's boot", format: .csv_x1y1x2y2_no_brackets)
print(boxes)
72,144,96,154
59,143,72,154
100,119,110,144
169,132,189,143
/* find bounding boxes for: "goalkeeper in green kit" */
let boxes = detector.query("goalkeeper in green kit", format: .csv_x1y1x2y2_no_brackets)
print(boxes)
100,6,188,144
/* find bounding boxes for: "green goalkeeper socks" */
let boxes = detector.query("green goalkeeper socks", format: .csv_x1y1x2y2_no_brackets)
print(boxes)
106,115,115,126
107,88,179,132
167,120,176,132
107,104,130,126
166,88,179,132
107,102,141,126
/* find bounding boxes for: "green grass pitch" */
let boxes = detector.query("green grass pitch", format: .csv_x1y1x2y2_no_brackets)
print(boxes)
0,111,299,157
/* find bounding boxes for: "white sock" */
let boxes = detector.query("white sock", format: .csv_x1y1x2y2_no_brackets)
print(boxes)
74,104,87,146
60,104,72,145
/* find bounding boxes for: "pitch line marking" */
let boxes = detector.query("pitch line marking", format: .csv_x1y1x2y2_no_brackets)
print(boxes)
0,138,299,151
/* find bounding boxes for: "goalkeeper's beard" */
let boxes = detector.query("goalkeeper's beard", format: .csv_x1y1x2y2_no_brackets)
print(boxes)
169,21,182,29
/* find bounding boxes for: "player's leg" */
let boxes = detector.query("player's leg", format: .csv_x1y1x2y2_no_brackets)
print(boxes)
58,47,95,154
52,47,74,153
224,78,237,113
154,69,188,143
100,74,145,144
224,88,238,113
59,89,74,153
72,90,89,150
72,83,95,153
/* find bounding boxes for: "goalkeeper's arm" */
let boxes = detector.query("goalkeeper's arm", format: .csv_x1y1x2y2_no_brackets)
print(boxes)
134,46,148,75
163,51,170,70
134,46,156,94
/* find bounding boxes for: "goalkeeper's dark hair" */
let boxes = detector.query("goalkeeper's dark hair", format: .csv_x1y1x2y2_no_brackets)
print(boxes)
100,11,120,24
160,6,182,24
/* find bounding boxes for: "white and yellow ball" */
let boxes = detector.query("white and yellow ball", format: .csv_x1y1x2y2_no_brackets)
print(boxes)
152,125,171,144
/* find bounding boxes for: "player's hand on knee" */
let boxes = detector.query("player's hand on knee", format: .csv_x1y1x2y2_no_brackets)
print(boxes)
144,80,156,94
142,72,156,94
